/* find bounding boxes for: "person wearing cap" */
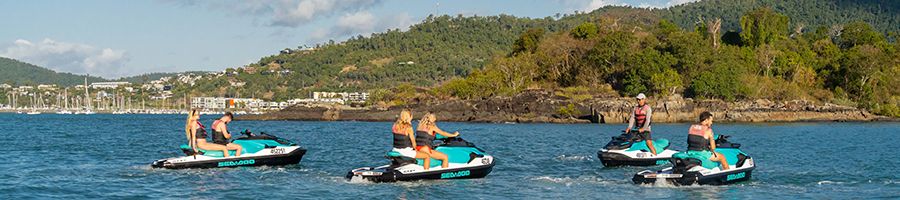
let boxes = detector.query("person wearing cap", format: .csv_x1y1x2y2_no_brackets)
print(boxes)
625,93,656,155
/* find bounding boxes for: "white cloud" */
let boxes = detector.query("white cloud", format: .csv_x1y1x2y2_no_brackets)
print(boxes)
580,0,702,11
308,12,415,43
0,38,130,78
170,0,383,28
335,11,376,35
666,0,701,7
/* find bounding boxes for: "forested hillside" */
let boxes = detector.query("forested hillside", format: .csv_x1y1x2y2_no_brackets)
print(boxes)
661,0,900,34
426,7,899,117
0,57,105,86
185,0,899,100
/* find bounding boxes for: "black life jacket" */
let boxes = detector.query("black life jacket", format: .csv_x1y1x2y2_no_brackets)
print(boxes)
211,120,228,144
195,121,208,139
415,130,435,148
687,124,711,151
392,126,413,148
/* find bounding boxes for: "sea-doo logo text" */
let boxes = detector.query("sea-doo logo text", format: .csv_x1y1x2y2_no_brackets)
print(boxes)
655,160,668,165
726,172,746,181
440,170,470,179
218,159,256,167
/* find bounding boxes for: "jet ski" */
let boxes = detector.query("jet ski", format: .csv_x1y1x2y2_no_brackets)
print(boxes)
598,131,679,167
346,134,495,182
633,134,755,185
151,130,306,169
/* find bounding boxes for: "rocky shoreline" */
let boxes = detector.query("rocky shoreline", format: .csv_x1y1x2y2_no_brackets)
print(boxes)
237,90,895,123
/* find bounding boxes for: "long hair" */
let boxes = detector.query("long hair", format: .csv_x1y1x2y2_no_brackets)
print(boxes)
185,109,198,138
417,113,435,131
394,109,412,129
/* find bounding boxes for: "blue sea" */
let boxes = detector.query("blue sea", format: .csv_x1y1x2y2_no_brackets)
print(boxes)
0,114,897,199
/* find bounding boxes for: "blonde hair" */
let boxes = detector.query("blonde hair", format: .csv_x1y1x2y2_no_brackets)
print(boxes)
185,109,198,138
417,113,436,131
394,109,412,129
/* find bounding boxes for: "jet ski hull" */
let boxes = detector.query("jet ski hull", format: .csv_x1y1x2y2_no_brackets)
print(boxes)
348,136,495,182
598,133,680,167
633,140,755,186
598,150,674,167
152,146,306,169
347,157,495,182
632,163,755,185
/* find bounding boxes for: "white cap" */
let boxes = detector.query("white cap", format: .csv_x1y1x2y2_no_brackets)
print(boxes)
636,93,646,99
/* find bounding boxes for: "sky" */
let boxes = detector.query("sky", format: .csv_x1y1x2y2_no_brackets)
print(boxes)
0,0,698,79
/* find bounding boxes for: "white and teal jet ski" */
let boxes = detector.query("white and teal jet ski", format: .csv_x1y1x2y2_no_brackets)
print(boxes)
633,134,755,185
151,130,306,169
598,131,679,167
347,135,495,182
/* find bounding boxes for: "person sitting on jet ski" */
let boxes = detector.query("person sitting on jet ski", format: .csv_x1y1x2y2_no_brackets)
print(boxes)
415,113,459,170
391,110,432,162
625,93,656,155
184,109,232,157
211,112,243,156
686,112,729,170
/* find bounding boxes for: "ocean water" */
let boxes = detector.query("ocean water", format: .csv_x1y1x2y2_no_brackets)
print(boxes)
0,113,897,199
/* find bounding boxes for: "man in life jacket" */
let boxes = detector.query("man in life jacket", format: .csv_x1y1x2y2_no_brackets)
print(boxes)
625,93,656,155
687,111,730,170
212,112,243,155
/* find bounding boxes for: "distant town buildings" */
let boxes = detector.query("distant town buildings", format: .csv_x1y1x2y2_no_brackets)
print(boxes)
90,82,130,89
37,84,57,90
191,97,287,110
312,92,369,102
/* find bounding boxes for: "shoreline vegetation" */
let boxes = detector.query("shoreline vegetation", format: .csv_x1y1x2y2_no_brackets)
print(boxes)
237,89,895,123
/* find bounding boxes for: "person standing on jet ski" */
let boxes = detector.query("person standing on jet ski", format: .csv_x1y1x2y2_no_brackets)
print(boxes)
391,110,432,163
416,113,459,170
211,112,242,156
625,93,656,155
184,109,232,157
687,112,729,170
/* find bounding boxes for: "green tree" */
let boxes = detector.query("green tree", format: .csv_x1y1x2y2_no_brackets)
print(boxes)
570,22,599,39
512,28,546,55
838,21,886,49
739,7,789,47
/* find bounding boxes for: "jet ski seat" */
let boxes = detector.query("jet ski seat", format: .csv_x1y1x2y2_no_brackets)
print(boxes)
625,138,670,152
180,144,241,157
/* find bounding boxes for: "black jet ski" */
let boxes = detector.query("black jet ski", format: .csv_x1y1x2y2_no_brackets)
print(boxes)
346,135,495,182
633,134,755,185
151,130,306,169
598,131,679,167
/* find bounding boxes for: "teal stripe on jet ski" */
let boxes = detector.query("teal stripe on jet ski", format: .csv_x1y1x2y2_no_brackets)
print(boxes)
715,148,743,165
179,139,290,158
180,144,241,157
415,147,485,167
673,148,745,169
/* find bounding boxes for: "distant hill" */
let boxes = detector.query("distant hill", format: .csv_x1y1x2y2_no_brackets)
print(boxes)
0,57,106,86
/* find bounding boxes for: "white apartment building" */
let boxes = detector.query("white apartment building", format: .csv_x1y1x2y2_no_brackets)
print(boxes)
90,82,130,89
